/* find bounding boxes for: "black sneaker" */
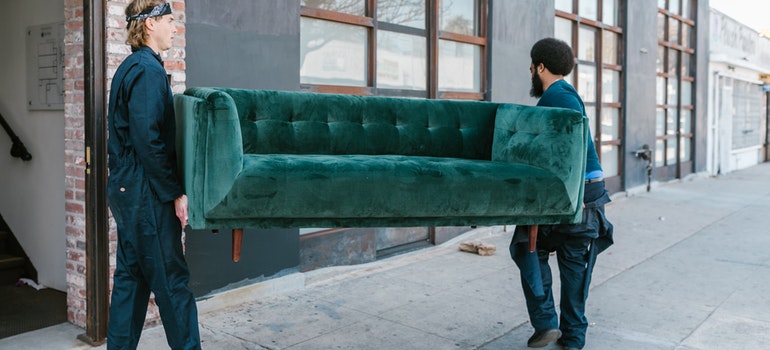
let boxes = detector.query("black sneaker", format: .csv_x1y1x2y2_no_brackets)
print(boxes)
527,328,562,348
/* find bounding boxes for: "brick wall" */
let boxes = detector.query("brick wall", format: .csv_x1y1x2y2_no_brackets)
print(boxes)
64,0,186,328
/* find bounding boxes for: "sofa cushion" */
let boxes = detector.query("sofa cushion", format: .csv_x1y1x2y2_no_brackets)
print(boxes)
215,88,499,160
203,154,574,228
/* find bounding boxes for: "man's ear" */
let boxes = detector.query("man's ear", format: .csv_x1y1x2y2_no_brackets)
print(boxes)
144,17,155,32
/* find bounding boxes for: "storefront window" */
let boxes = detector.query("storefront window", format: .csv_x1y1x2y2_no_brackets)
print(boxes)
602,31,618,65
556,0,573,12
656,0,696,175
555,17,572,45
579,0,598,21
301,0,487,100
438,40,481,92
557,0,623,180
376,31,427,90
300,17,368,86
379,0,425,28
578,26,596,61
603,0,617,26
577,64,597,103
440,0,477,35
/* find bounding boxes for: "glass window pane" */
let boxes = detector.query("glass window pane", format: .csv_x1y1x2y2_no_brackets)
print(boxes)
556,0,573,12
586,104,598,136
657,46,665,73
577,64,597,103
602,31,618,65
657,13,666,40
667,108,677,135
667,137,677,164
657,0,667,10
680,136,691,161
438,40,481,92
377,30,427,90
440,0,476,35
668,48,678,76
564,70,575,87
579,0,598,21
555,17,573,46
657,77,666,105
656,108,666,136
681,52,691,77
655,139,665,166
667,75,678,105
668,0,680,15
578,26,596,61
301,0,365,16
378,0,425,28
603,0,617,26
668,17,679,44
601,144,619,177
600,107,619,142
680,108,692,134
602,69,619,102
300,17,367,86
681,80,692,106
731,80,764,150
682,0,691,19
682,23,692,48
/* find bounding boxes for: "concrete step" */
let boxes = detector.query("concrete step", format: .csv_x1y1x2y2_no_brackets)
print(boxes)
0,253,25,285
0,253,25,270
0,230,8,253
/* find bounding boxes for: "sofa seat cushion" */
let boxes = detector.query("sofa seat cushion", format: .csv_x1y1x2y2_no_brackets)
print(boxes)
205,154,575,226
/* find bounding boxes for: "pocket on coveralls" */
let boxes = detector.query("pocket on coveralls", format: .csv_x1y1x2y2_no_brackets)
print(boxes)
107,177,157,236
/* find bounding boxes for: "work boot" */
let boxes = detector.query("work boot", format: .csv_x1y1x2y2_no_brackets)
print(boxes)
527,328,562,348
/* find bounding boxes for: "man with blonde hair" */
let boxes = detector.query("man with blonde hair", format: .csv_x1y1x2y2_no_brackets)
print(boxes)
106,1,200,349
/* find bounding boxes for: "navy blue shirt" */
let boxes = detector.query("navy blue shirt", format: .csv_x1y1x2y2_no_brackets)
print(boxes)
537,79,603,178
107,46,183,203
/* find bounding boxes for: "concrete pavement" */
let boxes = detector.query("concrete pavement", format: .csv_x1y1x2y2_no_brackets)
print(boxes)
3,163,770,349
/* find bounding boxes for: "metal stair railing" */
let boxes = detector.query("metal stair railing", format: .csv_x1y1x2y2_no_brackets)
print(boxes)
0,111,32,161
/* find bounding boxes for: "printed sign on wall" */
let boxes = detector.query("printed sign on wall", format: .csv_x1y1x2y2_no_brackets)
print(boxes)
27,22,64,111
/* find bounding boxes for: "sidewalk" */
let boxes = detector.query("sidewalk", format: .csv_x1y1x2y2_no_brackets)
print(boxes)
3,163,770,349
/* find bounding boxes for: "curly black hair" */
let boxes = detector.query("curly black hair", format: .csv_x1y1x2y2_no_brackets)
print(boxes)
530,38,575,76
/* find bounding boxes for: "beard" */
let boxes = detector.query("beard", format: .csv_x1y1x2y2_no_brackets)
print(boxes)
530,70,544,98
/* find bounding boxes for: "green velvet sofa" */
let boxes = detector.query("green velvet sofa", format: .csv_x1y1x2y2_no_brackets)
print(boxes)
174,87,588,259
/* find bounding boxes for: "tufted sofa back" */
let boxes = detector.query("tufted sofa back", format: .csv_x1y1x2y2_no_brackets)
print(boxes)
214,88,500,160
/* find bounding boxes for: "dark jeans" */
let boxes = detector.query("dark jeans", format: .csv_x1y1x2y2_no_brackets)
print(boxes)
511,181,612,349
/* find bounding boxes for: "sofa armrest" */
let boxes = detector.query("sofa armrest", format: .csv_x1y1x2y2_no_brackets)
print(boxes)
491,103,587,222
175,87,244,229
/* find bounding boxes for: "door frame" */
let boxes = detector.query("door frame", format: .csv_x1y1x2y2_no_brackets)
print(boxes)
77,0,109,345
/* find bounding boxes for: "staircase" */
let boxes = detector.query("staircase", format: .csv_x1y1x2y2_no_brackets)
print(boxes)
0,215,32,285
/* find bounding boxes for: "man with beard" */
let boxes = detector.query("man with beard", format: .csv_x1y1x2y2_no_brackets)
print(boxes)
510,38,614,350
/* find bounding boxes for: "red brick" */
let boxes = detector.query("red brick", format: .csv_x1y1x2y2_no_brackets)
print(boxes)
65,202,84,215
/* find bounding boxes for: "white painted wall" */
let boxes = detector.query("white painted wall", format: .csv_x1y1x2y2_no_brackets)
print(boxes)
0,0,66,291
709,9,770,176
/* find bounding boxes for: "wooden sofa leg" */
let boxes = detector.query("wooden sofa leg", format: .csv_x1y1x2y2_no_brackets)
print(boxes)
232,229,243,262
528,225,538,253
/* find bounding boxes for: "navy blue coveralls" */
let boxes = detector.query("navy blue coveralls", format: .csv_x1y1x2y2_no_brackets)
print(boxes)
510,80,614,349
106,46,200,350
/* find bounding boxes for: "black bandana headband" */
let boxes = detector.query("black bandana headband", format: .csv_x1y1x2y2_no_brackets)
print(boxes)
126,2,172,23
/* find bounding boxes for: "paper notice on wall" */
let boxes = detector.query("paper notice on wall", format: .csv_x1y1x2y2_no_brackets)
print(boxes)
27,22,64,111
